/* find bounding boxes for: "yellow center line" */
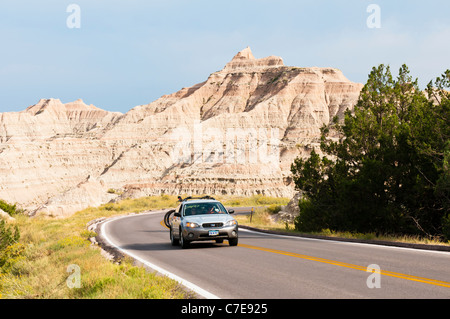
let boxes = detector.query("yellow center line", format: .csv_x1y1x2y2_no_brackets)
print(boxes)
160,219,450,288
237,243,450,289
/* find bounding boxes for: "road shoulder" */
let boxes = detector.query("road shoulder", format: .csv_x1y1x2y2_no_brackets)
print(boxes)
239,225,450,252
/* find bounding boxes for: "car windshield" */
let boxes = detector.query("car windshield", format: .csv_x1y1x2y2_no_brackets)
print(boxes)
184,202,228,216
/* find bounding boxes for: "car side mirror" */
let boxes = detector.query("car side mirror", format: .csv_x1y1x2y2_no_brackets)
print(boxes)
174,212,181,217
228,209,235,214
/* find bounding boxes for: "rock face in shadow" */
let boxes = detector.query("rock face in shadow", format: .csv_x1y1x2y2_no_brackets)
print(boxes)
0,48,363,217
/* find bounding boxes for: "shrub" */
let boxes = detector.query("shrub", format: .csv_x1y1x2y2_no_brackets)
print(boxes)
266,204,282,215
0,220,22,274
0,199,20,216
442,214,450,242
0,220,20,255
291,65,450,238
0,243,25,274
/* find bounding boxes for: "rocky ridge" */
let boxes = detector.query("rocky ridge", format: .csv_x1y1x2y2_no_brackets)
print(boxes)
0,48,363,216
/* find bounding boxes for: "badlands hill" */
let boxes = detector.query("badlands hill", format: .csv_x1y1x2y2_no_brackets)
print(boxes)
0,48,363,217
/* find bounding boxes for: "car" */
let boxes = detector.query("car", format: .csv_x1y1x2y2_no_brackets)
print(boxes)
169,196,238,248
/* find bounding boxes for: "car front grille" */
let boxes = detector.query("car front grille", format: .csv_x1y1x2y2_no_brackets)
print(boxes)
202,222,223,228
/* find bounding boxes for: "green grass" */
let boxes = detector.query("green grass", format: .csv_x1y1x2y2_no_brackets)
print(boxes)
1,193,292,299
0,195,192,299
97,194,180,213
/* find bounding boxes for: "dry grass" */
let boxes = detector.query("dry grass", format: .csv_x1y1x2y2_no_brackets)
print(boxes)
234,207,294,231
217,194,290,207
236,207,450,247
0,195,193,299
315,229,450,246
1,193,292,299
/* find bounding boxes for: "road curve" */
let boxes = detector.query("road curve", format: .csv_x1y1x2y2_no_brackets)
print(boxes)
99,210,450,299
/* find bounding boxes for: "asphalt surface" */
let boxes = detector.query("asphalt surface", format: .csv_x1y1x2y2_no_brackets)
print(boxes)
98,210,450,299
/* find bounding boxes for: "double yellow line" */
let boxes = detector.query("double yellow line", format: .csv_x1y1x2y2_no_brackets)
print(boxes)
161,219,450,289
238,243,450,289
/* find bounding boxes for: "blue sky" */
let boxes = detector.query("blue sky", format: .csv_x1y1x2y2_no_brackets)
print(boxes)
0,0,449,113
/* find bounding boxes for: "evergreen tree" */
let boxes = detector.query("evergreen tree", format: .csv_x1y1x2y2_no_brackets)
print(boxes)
291,65,449,239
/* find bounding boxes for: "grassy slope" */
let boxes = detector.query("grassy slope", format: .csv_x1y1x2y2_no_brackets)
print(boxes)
0,195,192,299
0,194,290,299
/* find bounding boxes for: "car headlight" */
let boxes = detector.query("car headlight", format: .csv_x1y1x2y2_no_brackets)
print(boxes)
225,219,237,227
186,222,200,228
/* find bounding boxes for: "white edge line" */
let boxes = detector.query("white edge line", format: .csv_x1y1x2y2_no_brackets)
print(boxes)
99,212,221,300
239,228,450,255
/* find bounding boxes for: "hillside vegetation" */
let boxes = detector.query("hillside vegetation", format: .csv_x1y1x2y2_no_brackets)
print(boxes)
291,65,450,241
0,195,193,298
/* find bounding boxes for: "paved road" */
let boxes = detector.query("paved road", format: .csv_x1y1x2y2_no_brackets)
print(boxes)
100,210,450,299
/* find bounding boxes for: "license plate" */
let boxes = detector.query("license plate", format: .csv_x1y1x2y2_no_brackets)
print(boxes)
209,230,219,236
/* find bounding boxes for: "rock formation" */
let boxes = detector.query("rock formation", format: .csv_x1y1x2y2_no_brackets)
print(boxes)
0,48,363,216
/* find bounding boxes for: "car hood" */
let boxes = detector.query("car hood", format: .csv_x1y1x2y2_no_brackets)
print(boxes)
184,214,235,224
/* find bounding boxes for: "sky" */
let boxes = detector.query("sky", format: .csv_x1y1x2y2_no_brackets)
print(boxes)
0,0,449,113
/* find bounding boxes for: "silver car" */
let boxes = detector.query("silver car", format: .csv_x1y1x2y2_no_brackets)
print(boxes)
169,198,238,248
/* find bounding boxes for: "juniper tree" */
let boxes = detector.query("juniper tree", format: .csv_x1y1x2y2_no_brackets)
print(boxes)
291,65,449,239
